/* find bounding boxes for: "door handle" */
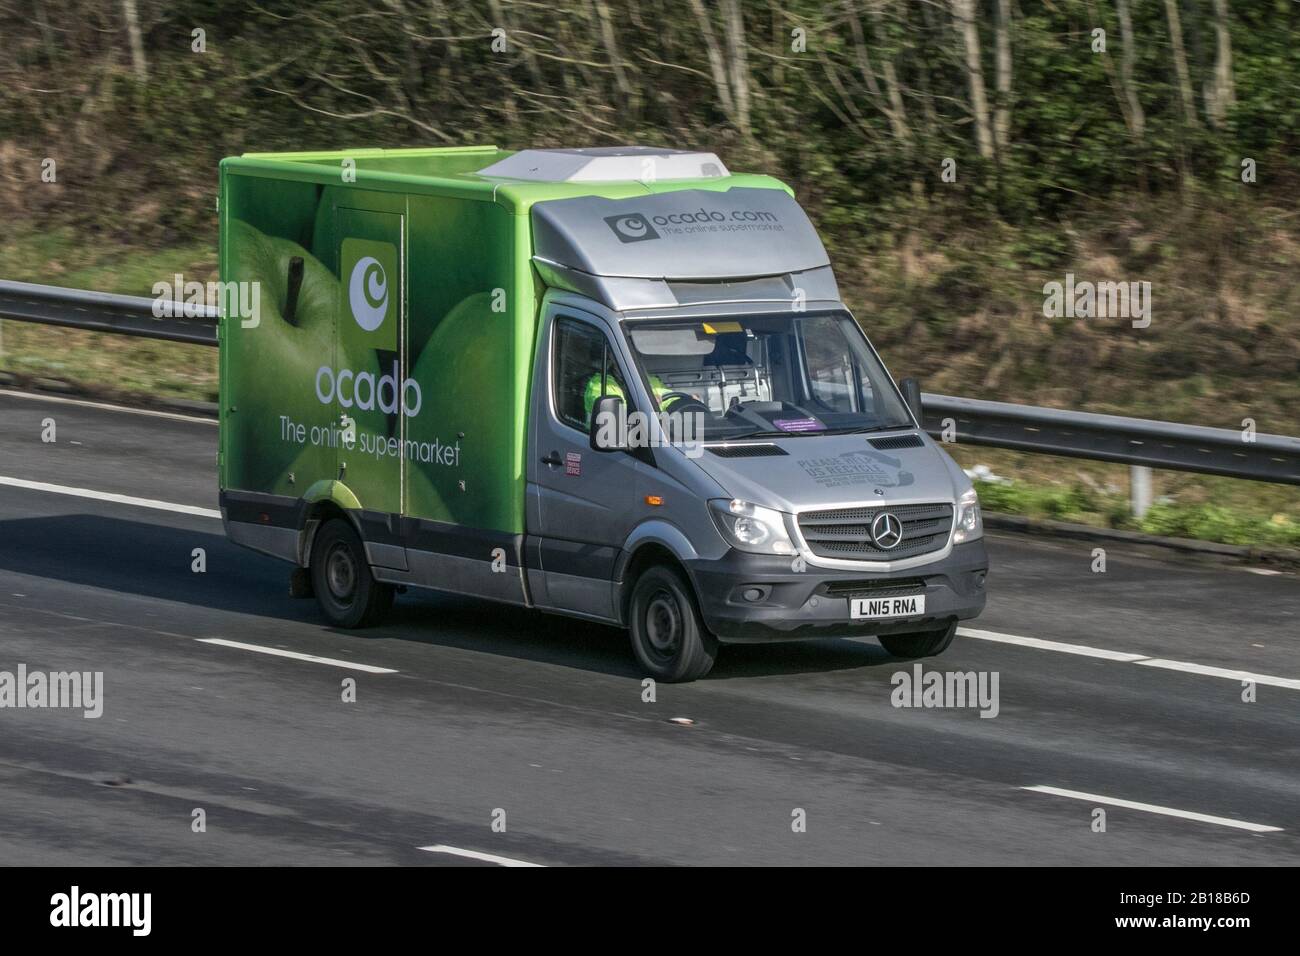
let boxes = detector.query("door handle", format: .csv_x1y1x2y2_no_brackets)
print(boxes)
540,452,563,467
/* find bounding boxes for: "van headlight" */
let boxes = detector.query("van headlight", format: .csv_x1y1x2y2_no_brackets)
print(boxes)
709,499,797,555
953,487,983,543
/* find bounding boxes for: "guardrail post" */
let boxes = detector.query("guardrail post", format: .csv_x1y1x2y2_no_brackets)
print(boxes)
1130,465,1153,518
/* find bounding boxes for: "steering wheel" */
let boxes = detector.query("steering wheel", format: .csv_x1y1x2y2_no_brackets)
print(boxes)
660,391,710,415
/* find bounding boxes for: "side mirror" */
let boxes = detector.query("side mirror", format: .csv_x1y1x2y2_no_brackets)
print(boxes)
899,377,924,425
589,395,628,452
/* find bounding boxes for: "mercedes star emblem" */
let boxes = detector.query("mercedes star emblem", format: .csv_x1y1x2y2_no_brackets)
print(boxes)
870,511,904,549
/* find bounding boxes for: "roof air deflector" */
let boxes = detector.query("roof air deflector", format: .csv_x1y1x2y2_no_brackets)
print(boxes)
478,147,729,183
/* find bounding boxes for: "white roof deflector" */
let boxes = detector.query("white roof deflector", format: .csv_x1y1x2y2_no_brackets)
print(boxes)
478,147,729,183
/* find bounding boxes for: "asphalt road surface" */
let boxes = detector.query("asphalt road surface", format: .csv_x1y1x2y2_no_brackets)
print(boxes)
0,389,1296,866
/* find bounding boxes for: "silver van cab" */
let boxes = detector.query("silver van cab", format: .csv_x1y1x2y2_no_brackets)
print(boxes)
523,158,988,681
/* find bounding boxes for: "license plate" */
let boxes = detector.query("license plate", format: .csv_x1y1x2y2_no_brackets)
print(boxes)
850,595,926,620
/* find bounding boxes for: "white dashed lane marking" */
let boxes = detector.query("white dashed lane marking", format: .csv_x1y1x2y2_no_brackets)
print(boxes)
0,475,220,519
1022,785,1283,833
958,627,1299,691
418,844,545,867
197,638,398,675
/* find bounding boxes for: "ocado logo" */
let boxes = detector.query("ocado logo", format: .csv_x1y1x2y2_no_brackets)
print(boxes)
348,256,388,331
603,213,660,243
315,361,422,417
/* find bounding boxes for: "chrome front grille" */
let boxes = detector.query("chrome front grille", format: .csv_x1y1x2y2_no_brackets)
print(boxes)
797,502,953,561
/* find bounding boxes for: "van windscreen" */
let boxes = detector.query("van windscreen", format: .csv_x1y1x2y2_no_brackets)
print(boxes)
625,312,913,442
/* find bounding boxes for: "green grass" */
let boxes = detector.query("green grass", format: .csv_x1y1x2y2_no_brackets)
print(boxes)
975,478,1300,549
0,225,215,296
1136,502,1299,548
0,226,218,403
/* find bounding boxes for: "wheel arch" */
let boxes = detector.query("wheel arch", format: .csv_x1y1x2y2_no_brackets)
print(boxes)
616,522,701,627
297,481,366,567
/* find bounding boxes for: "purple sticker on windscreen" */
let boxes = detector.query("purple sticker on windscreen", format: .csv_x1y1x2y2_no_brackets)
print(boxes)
773,417,826,433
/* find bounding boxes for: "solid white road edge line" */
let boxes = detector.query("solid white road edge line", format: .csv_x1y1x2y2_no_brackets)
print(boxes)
1133,657,1300,691
1021,785,1283,833
0,475,220,519
197,638,398,674
418,844,544,867
957,627,1148,662
958,626,1300,691
0,388,216,424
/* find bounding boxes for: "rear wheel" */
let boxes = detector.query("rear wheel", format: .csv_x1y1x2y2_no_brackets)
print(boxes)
878,621,957,658
628,565,718,682
309,519,394,628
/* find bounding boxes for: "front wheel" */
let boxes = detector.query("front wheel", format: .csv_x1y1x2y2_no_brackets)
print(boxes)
628,566,718,682
309,519,394,628
878,621,957,659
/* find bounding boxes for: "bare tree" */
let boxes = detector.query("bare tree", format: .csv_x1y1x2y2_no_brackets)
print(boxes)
871,2,914,146
722,0,752,137
121,0,147,80
994,0,1012,158
1115,0,1145,140
951,0,993,159
591,0,636,114
845,1,911,147
1163,0,1198,127
1204,0,1235,128
686,0,751,137
1093,0,1147,143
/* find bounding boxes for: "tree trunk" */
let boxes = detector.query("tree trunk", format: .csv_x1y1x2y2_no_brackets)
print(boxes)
593,0,636,115
1115,0,1145,139
951,0,994,159
868,2,913,145
847,2,909,145
994,0,1012,158
721,0,751,137
1205,0,1235,128
686,0,750,137
121,0,147,80
1163,0,1197,127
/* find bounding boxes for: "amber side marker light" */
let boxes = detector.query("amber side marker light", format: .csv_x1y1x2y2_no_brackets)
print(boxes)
644,495,664,506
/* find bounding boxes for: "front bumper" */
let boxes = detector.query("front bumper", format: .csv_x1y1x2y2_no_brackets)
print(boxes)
685,540,988,643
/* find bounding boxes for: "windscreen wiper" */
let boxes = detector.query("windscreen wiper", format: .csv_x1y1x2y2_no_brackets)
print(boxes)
817,424,914,436
725,428,814,440
725,423,915,440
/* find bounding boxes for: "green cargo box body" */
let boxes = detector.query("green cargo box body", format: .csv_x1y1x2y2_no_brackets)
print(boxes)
218,144,790,549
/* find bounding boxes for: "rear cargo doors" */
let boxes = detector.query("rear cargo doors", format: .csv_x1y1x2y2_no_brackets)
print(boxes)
334,205,408,571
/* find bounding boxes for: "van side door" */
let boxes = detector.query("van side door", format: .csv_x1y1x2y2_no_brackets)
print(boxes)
334,204,408,571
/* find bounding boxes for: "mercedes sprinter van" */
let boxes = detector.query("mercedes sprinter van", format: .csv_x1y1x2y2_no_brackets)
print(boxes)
218,145,988,681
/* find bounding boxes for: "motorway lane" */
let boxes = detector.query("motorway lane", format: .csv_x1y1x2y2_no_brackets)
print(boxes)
0,390,216,507
0,390,1297,865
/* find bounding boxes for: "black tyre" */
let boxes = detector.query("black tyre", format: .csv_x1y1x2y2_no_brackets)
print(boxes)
878,621,957,659
628,565,719,682
309,519,395,628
